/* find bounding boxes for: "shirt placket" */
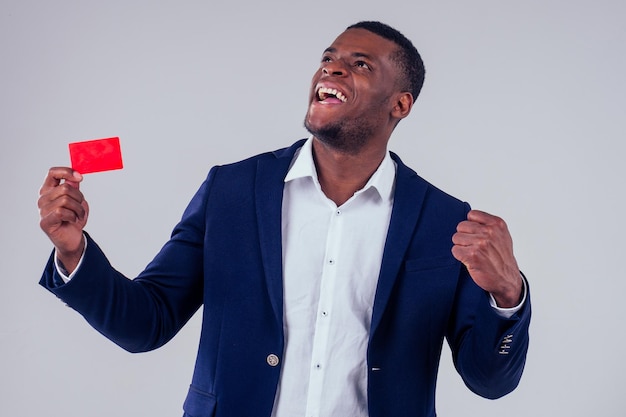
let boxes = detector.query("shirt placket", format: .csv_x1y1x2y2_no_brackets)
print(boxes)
304,206,344,417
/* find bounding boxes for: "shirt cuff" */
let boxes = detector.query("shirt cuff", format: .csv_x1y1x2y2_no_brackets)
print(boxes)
53,235,88,284
489,273,528,319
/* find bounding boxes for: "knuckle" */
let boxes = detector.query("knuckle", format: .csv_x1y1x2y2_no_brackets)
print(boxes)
58,182,72,192
50,206,65,218
466,249,478,262
474,237,488,250
494,216,506,228
57,195,71,206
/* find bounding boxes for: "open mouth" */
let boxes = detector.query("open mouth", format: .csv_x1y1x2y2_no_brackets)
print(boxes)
316,87,348,103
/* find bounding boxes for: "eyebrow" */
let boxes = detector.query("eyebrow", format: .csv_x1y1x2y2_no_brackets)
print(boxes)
323,47,374,61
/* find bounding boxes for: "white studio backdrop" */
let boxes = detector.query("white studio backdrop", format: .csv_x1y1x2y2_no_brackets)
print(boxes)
2,0,625,416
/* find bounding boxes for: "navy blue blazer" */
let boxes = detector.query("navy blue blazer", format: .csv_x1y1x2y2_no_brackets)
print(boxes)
41,139,530,417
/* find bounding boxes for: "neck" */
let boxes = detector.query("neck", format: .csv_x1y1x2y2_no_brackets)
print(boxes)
312,137,387,206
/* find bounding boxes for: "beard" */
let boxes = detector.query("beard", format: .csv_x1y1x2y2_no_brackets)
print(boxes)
304,117,370,155
303,97,391,155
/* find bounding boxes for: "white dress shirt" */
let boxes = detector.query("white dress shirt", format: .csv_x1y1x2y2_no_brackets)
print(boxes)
271,137,396,417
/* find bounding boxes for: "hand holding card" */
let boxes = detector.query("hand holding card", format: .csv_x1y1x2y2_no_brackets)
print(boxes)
69,137,124,174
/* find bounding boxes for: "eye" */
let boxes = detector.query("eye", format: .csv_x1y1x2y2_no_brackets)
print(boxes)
355,60,371,70
321,55,332,63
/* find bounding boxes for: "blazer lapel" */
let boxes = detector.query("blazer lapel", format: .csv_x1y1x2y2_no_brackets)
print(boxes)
370,153,429,337
255,140,306,325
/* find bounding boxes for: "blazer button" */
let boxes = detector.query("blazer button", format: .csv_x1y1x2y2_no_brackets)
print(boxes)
266,354,280,367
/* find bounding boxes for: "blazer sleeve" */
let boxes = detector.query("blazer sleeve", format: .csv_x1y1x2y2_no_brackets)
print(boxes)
446,267,531,399
39,168,217,353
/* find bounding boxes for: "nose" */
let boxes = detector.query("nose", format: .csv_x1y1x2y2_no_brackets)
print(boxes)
321,60,347,77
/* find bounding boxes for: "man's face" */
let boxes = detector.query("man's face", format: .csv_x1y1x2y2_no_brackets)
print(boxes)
304,28,403,154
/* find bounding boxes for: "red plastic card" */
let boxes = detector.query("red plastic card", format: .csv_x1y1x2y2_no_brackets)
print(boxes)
69,137,124,174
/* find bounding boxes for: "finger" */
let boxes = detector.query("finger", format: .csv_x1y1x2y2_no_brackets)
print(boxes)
40,167,83,195
40,205,84,227
455,219,483,234
452,243,492,270
38,179,87,219
39,193,87,222
466,209,502,225
452,231,475,246
80,199,90,226
82,199,89,218
38,181,85,211
451,245,472,267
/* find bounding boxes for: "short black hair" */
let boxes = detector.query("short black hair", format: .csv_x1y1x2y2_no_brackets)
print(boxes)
347,21,425,100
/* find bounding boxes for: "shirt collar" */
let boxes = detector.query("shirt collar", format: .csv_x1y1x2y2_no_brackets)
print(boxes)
284,137,396,203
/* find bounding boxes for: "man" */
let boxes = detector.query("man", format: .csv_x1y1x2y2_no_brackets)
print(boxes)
38,21,530,417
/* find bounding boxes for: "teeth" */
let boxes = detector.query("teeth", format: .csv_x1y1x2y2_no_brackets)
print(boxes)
317,87,347,103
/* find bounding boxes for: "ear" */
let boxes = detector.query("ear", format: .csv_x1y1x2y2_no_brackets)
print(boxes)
390,92,414,120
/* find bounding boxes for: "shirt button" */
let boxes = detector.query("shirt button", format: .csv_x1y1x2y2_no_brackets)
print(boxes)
336,209,341,216
315,363,322,370
266,354,280,367
328,259,335,265
321,310,328,317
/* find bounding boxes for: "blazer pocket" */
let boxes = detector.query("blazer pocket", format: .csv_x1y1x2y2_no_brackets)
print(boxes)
183,385,217,417
405,256,459,273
